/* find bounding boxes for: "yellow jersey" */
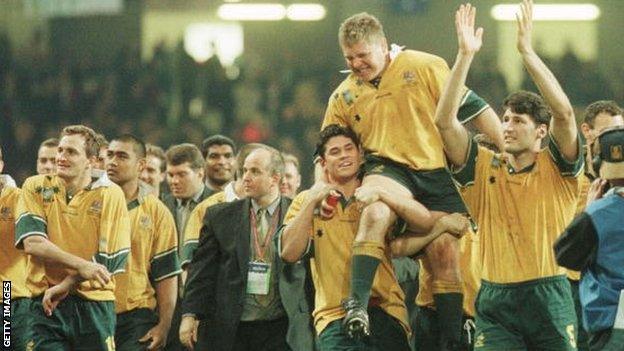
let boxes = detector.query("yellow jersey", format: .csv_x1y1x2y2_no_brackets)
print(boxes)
454,136,583,283
283,190,409,335
0,186,30,299
114,184,182,313
15,174,131,301
182,191,227,267
322,50,488,171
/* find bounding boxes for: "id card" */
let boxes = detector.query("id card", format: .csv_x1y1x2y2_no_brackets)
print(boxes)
615,289,624,330
246,261,271,295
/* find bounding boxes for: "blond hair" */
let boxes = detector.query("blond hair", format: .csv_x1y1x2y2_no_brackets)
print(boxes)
61,125,99,158
339,12,386,47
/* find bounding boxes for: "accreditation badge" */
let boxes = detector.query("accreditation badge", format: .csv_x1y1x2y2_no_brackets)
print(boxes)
246,261,271,295
615,289,624,330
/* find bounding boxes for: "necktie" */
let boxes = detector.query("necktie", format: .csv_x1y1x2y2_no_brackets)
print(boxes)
257,208,269,243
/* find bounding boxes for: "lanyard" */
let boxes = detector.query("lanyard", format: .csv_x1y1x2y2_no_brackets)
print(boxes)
250,207,281,261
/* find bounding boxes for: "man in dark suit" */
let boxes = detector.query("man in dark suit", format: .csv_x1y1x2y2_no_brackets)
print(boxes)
161,143,214,351
180,145,314,351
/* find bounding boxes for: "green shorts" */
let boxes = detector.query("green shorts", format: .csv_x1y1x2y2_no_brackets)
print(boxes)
474,276,578,350
116,308,159,351
318,307,410,351
362,155,468,214
7,298,32,351
414,306,475,351
30,295,116,351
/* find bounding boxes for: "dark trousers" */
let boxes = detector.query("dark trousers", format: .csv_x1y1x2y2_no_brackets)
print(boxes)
116,308,159,351
231,317,290,351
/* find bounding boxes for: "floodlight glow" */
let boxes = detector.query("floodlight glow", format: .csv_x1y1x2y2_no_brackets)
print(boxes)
217,3,286,21
491,4,600,21
287,4,326,21
184,23,244,65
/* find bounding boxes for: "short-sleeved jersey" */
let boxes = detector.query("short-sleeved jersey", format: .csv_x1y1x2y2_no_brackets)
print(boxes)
0,186,30,299
15,174,131,301
181,191,226,267
454,136,583,283
283,190,409,335
416,229,481,317
114,184,182,313
322,50,488,171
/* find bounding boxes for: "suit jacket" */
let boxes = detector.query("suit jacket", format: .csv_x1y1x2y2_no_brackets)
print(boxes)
161,186,214,225
182,197,314,351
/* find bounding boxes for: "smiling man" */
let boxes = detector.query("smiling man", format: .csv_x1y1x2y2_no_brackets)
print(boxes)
15,125,131,349
200,135,236,193
435,2,581,349
279,153,301,199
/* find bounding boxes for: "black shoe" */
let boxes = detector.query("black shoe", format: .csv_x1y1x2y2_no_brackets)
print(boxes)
341,297,370,339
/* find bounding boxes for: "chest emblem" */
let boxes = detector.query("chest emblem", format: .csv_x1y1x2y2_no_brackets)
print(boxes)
35,186,59,202
0,206,11,220
89,200,103,214
403,70,416,84
139,215,152,230
342,89,355,105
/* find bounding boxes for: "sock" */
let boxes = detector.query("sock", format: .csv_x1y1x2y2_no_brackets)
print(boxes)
433,280,464,349
350,241,384,306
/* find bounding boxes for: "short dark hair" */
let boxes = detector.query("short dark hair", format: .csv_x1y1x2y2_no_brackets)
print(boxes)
61,125,99,158
166,143,204,170
110,134,146,159
201,135,236,159
584,100,622,127
146,144,166,172
502,91,551,127
39,138,59,150
316,124,361,157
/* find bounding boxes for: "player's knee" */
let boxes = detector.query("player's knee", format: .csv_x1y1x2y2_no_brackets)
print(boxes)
426,234,460,271
361,201,395,227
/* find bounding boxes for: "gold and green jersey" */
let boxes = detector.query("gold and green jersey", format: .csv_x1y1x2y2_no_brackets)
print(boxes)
283,190,409,335
322,50,488,171
15,174,131,301
454,135,583,283
114,184,182,313
416,229,481,317
0,186,30,299
181,191,226,267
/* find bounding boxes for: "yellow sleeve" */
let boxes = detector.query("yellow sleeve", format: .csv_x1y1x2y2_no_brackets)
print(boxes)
95,186,131,275
15,177,47,248
283,191,308,225
321,89,348,130
182,202,209,267
150,199,182,281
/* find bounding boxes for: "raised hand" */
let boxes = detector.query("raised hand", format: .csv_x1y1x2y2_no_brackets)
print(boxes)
516,0,534,54
456,3,483,56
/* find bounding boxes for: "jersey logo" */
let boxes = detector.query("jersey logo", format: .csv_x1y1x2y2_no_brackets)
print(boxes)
342,89,355,105
139,215,152,229
474,333,485,348
89,200,103,214
35,186,59,202
354,114,362,122
316,229,323,237
0,206,11,220
403,70,416,84
368,164,385,174
611,145,623,161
